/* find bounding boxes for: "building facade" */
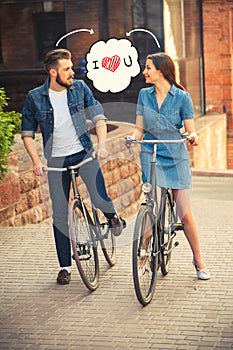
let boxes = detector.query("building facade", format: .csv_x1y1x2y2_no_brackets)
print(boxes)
0,0,232,167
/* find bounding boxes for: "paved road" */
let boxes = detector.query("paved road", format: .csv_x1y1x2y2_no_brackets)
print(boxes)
191,176,233,201
0,176,233,350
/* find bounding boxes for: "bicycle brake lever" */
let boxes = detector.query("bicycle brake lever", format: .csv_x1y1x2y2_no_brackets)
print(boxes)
181,131,189,139
125,136,134,158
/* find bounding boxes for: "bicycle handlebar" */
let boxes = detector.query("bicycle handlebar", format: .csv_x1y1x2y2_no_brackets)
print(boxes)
125,132,194,158
43,156,93,172
125,132,193,146
126,138,186,145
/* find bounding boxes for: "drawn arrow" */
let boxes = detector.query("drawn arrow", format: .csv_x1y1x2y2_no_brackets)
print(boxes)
126,28,160,48
56,28,94,47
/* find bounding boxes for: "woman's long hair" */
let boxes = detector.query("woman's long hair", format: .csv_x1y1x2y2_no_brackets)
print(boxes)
147,52,185,91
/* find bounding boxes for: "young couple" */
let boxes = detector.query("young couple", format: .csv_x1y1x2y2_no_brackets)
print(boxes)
21,49,210,284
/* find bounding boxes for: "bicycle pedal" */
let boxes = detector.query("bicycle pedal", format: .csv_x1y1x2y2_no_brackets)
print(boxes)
72,252,91,261
164,241,179,255
79,255,92,261
172,223,184,231
103,231,110,239
139,249,147,260
120,217,127,229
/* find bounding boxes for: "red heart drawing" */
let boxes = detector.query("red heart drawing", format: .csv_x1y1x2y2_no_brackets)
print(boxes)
102,55,121,72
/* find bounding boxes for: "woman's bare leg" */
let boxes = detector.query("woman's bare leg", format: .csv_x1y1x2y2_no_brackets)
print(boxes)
173,189,207,270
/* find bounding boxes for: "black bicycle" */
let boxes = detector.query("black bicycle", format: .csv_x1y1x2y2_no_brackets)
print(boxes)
45,157,125,291
126,133,192,306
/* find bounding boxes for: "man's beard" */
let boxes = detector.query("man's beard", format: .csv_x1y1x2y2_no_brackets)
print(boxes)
56,73,73,88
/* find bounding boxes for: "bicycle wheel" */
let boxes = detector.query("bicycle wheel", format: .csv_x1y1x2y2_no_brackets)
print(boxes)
69,198,99,291
94,208,116,267
160,189,175,276
132,205,159,306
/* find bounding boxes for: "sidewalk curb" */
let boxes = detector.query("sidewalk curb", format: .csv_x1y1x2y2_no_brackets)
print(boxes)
192,167,233,177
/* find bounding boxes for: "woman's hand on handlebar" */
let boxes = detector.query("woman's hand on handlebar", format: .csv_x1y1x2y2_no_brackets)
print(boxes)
187,132,200,146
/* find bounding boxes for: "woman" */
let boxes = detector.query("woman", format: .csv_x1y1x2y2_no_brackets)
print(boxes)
131,52,210,280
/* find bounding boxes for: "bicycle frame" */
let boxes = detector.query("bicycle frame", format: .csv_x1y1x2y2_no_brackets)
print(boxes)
127,135,191,305
128,136,189,305
132,138,187,216
149,142,159,216
44,156,118,290
45,156,94,229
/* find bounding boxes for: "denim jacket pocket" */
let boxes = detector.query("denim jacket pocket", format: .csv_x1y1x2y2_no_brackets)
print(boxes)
35,111,47,121
35,111,53,135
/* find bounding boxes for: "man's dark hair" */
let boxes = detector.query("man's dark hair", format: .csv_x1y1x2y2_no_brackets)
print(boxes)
43,49,71,73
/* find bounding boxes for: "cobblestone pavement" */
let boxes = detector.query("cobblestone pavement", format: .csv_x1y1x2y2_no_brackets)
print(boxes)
0,176,233,350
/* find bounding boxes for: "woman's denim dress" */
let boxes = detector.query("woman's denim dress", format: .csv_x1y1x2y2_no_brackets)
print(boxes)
137,84,194,190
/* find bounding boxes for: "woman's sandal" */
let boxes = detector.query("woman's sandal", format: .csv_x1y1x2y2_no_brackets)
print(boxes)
193,260,211,280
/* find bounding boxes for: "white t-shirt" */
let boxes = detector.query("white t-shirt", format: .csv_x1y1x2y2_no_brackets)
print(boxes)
49,88,84,157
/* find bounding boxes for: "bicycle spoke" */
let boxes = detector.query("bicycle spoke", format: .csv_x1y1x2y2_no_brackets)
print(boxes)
160,190,175,275
132,206,158,306
70,199,99,291
94,209,116,267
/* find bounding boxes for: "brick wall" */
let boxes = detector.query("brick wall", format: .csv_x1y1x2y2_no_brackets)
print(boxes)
189,114,227,169
65,1,100,65
202,0,233,168
0,129,142,227
227,117,233,168
0,115,227,227
202,0,233,116
0,0,132,70
108,0,132,38
1,3,39,69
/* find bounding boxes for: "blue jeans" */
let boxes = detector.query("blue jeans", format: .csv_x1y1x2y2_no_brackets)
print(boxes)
48,150,115,267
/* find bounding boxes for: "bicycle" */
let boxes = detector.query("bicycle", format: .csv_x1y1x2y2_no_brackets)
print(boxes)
44,156,125,291
125,133,193,306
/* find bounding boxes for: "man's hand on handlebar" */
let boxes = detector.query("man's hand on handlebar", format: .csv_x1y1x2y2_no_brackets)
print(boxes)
93,143,108,160
33,161,45,176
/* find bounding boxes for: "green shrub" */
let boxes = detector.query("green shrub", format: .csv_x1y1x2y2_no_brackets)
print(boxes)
0,87,21,179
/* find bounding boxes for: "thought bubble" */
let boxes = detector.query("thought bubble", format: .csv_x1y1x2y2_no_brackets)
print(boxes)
86,38,140,93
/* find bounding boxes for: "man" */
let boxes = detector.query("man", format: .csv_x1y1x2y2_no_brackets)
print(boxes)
21,49,123,285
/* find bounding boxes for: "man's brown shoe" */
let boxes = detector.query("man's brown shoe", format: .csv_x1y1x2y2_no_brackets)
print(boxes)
108,214,123,237
57,269,71,285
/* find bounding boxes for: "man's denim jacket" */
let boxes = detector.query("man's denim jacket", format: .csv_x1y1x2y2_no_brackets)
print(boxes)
21,77,106,159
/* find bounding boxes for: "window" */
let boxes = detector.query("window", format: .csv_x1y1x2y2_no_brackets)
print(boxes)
132,0,164,68
0,32,3,66
34,12,66,63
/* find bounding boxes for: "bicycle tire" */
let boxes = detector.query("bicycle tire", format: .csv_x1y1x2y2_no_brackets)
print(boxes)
94,209,116,267
132,205,158,306
69,198,99,291
160,189,175,276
